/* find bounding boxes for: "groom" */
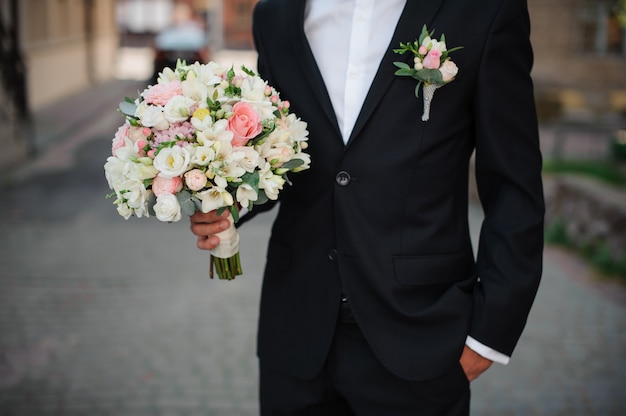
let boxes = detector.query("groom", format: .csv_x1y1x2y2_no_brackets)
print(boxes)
190,0,545,414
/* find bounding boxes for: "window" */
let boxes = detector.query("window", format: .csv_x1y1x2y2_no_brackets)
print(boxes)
581,0,626,56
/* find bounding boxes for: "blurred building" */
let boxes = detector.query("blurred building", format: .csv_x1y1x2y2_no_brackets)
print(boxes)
530,0,626,121
0,0,118,170
1,0,624,172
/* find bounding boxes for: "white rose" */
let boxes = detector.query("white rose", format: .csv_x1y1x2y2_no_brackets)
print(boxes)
153,146,191,178
153,193,182,222
163,95,196,123
440,59,459,83
104,156,127,190
137,103,169,130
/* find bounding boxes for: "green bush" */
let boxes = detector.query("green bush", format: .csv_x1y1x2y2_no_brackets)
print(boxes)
542,160,626,187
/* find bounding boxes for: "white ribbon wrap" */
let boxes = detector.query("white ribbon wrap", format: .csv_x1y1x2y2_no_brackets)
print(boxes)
209,213,240,259
422,83,440,122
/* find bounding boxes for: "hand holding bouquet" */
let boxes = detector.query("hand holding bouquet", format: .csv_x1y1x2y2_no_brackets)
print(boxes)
104,60,311,280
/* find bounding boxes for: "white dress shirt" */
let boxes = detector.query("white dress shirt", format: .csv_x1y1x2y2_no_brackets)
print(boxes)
304,0,510,365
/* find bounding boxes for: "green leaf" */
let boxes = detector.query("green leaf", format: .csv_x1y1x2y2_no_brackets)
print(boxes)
240,65,256,76
393,62,411,70
176,191,197,216
413,69,443,85
395,68,415,77
253,191,269,206
229,205,240,223
415,83,422,98
148,193,157,216
119,101,137,117
241,171,260,191
280,159,304,170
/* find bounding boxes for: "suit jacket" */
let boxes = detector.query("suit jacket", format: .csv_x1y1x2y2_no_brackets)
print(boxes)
249,0,544,381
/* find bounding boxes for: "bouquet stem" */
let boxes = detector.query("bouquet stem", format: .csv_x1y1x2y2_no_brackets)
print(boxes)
210,253,243,280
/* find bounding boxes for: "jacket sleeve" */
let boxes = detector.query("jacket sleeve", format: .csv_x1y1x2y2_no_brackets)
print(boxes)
471,0,545,356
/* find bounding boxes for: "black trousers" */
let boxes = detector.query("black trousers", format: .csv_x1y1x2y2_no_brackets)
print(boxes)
259,302,470,416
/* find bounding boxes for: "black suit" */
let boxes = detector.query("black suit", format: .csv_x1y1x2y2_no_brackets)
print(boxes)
249,0,543,398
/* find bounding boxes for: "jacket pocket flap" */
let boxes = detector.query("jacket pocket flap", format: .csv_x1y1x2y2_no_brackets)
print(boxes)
393,251,474,286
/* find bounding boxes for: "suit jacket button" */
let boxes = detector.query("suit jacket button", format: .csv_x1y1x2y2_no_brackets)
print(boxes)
336,171,351,186
328,249,338,261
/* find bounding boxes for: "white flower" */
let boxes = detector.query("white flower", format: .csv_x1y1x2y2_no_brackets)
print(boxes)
258,161,285,200
196,186,233,212
240,76,267,102
163,95,196,123
285,114,309,142
236,183,258,208
182,77,209,105
104,156,128,189
115,179,151,217
136,102,169,130
440,59,459,83
116,202,133,220
191,144,216,166
153,146,191,178
196,119,233,145
153,193,182,222
235,146,260,172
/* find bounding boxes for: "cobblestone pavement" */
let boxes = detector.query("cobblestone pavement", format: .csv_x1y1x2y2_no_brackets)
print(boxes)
0,50,624,415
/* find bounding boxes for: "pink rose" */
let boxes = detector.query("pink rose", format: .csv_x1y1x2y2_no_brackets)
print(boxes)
141,81,183,106
152,174,183,196
112,123,129,153
184,169,208,191
422,49,442,69
227,102,262,147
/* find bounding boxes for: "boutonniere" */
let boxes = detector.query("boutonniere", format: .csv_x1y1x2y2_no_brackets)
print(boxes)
393,25,462,121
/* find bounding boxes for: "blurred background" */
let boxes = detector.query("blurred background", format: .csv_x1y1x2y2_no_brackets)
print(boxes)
0,0,625,415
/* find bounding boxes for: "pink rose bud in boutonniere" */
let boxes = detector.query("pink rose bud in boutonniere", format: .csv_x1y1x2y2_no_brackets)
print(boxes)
422,49,442,69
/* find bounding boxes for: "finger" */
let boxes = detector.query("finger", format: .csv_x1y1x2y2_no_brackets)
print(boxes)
197,234,221,250
190,218,231,237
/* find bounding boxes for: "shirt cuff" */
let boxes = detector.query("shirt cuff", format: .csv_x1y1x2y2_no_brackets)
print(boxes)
465,336,510,365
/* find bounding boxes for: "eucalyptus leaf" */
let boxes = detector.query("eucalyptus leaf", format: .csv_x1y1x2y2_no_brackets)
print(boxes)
180,198,196,216
148,193,157,216
119,101,137,117
280,159,304,170
176,190,196,216
254,191,269,206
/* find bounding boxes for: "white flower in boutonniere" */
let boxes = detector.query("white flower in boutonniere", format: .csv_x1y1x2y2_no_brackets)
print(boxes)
393,25,462,121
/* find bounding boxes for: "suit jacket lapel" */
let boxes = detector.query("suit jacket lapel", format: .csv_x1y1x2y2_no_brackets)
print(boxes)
287,0,342,141
347,0,446,146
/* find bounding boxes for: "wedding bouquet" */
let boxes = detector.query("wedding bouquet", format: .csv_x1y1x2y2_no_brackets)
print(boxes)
104,60,311,280
393,25,462,121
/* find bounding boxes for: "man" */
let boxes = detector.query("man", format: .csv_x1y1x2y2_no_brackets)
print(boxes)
190,0,544,414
